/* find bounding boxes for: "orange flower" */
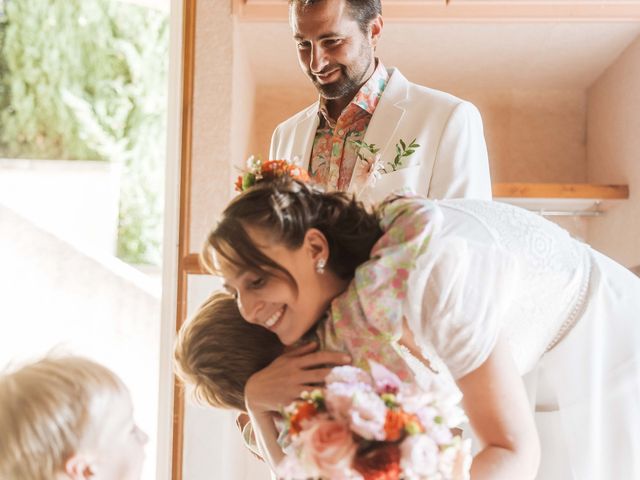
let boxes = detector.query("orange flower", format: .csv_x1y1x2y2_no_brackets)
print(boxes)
383,410,405,442
235,158,311,192
384,410,423,441
289,164,310,183
234,175,244,192
261,160,310,183
289,401,317,435
262,160,286,173
353,444,401,480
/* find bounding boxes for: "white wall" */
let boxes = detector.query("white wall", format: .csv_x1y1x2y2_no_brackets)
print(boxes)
189,0,234,252
231,21,256,175
587,35,640,267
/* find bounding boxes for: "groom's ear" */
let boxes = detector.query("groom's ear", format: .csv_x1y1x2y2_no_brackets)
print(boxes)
303,228,330,260
369,15,383,49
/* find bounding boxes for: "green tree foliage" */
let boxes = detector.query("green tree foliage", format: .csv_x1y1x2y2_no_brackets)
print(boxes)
0,2,10,117
0,0,168,265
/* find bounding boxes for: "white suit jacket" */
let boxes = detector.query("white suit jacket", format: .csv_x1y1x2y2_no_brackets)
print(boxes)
270,68,492,202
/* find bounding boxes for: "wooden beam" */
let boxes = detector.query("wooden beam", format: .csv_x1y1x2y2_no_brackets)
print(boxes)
234,0,640,22
444,1,640,22
171,0,197,479
184,252,206,274
492,183,629,199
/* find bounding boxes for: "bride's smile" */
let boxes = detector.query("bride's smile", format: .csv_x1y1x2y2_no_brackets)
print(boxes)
263,306,285,330
216,225,348,345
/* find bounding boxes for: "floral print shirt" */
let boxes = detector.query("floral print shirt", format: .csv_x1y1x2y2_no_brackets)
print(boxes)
315,195,443,383
309,61,389,191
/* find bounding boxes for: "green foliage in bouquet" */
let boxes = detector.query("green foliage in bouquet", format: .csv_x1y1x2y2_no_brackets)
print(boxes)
0,0,168,265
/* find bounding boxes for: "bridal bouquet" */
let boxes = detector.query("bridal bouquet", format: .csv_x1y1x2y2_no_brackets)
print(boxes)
277,361,471,480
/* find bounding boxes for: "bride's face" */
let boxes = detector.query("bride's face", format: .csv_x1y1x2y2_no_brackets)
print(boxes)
218,226,347,345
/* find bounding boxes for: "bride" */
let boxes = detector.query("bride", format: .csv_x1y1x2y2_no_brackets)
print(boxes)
203,177,640,480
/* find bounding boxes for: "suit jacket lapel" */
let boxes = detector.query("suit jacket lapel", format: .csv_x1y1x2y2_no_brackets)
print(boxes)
290,104,319,171
349,68,409,193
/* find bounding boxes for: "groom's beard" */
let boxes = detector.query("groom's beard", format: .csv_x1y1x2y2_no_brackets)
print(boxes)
307,44,374,103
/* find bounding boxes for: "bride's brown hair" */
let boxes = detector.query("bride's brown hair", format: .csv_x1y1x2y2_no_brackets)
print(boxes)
202,178,382,285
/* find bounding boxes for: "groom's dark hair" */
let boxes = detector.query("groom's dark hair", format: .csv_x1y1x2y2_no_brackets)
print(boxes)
289,0,382,35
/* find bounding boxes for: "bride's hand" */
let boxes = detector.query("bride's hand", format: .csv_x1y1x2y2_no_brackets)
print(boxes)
244,341,351,414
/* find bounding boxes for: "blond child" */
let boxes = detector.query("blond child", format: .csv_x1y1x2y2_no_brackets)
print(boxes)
0,356,147,480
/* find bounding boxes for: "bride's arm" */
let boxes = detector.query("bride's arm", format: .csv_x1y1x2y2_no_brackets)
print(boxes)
402,322,540,479
456,334,540,479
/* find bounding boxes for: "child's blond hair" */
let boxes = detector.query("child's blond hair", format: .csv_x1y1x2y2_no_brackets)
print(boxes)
0,356,126,480
174,291,284,411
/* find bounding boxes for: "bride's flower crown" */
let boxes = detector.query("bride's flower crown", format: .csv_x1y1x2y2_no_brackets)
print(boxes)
234,156,311,192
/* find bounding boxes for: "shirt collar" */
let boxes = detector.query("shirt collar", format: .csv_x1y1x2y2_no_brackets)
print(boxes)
318,59,389,128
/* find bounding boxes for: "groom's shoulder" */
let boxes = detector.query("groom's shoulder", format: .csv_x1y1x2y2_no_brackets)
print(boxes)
274,102,319,133
388,68,469,110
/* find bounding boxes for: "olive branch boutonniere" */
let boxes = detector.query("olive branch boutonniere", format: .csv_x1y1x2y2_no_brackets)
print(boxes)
352,138,421,174
350,138,421,195
391,138,420,171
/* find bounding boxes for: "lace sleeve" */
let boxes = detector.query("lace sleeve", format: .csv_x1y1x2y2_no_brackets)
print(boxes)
405,235,520,380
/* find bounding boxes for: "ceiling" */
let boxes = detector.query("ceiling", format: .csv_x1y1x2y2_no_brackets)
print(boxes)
239,22,640,91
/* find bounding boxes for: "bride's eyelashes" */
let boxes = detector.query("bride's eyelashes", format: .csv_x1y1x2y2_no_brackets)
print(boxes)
247,276,267,290
222,276,267,300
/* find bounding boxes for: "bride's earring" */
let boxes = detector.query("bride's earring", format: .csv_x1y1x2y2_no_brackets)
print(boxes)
315,258,326,274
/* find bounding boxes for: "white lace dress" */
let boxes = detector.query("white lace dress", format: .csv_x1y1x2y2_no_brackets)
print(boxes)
392,199,640,480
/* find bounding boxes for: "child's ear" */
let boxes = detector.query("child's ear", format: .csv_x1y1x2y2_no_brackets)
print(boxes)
64,453,95,479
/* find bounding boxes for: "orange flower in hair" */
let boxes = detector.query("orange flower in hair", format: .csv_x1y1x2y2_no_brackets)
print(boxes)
235,156,310,192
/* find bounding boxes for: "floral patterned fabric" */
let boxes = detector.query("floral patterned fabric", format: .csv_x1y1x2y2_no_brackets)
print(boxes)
309,61,389,191
316,195,443,383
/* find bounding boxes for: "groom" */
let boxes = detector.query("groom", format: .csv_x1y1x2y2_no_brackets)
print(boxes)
270,0,492,202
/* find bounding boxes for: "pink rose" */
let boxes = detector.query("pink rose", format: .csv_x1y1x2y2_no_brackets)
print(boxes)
399,383,437,413
326,366,373,387
400,434,439,479
349,390,387,440
325,381,360,421
298,417,358,479
369,360,403,395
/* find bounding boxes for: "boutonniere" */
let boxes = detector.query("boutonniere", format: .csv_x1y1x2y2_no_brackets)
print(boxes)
351,138,421,192
391,138,420,172
352,140,384,194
